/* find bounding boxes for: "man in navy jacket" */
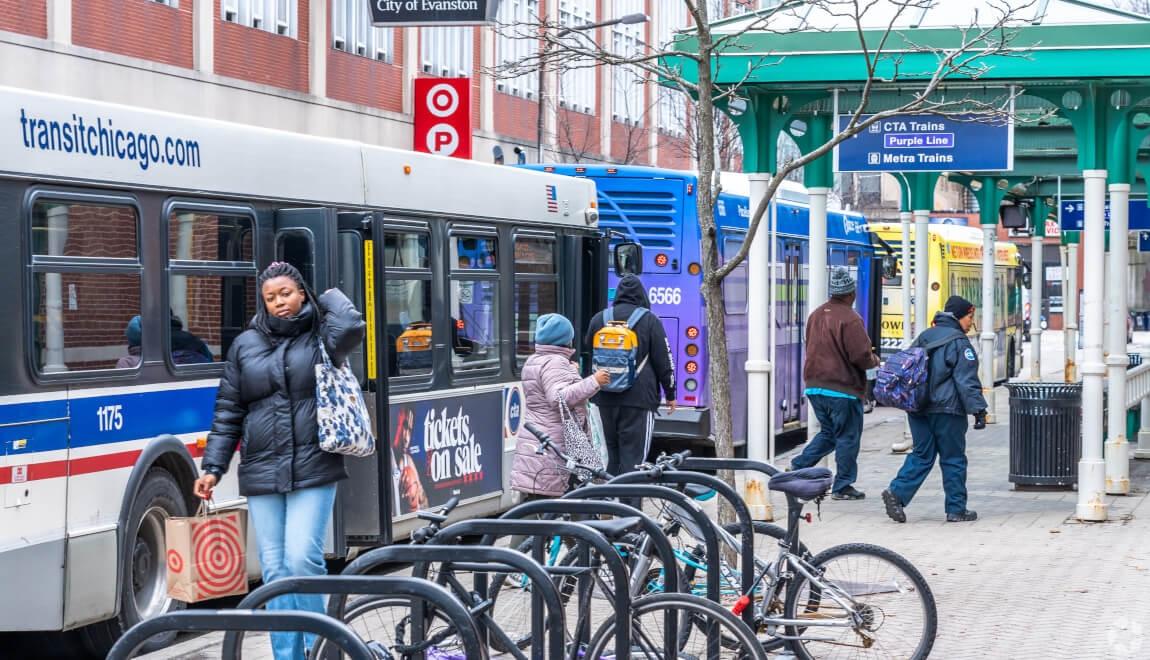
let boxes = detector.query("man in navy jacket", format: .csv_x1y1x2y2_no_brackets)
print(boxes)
883,295,988,523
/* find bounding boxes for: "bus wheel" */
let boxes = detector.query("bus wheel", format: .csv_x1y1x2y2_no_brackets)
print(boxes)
80,468,188,656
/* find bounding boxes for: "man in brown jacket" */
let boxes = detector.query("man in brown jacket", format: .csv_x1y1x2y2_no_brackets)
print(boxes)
789,267,881,500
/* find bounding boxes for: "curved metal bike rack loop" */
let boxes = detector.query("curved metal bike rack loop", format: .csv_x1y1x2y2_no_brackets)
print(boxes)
503,498,680,657
220,575,485,660
608,469,758,627
336,544,565,660
108,610,373,660
431,518,633,660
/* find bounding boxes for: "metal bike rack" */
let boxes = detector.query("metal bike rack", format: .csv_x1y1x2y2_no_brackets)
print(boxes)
607,470,758,627
335,544,565,660
108,610,374,660
431,518,633,660
502,499,680,658
219,575,486,660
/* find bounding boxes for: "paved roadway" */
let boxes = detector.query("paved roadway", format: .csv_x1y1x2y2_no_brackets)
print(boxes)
146,331,1150,659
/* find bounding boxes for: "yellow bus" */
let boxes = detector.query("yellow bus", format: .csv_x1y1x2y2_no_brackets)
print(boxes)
871,222,1025,382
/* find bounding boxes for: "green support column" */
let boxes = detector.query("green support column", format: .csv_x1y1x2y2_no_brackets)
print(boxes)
904,172,937,339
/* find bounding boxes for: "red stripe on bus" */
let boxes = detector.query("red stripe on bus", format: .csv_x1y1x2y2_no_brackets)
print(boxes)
0,442,205,485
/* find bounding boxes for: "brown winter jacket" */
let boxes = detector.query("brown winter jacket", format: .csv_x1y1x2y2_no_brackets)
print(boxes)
803,297,880,400
510,345,603,496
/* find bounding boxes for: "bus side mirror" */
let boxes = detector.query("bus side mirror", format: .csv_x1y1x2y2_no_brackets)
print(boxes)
882,255,899,279
614,242,643,276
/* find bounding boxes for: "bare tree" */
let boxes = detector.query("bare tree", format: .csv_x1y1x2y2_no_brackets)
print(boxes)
492,0,1034,524
1113,0,1150,15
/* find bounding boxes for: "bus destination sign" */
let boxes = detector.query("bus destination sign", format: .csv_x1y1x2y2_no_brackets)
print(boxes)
369,0,501,26
834,113,1013,173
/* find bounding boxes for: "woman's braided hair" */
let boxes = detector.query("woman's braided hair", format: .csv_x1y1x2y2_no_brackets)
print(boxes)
258,261,308,294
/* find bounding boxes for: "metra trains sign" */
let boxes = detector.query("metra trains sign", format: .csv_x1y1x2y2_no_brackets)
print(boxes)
370,0,501,26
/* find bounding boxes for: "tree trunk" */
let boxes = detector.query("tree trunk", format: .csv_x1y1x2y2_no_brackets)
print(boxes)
691,18,737,529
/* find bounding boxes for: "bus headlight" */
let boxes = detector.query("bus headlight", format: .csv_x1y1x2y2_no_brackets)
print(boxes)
584,208,599,225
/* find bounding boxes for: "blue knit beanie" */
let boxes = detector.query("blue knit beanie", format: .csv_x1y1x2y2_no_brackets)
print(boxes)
534,313,575,347
125,315,142,347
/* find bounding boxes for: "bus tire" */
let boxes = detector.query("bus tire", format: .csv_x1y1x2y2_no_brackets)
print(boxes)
80,468,188,656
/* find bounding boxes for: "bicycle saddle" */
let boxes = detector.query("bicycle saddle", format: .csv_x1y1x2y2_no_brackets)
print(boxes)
768,467,833,500
580,516,643,540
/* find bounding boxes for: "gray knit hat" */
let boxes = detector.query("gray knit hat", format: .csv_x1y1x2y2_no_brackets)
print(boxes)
828,267,856,296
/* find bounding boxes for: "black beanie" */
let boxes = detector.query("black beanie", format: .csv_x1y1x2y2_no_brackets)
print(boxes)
944,295,975,318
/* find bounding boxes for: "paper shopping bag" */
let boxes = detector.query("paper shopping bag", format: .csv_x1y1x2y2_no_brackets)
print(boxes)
165,505,248,603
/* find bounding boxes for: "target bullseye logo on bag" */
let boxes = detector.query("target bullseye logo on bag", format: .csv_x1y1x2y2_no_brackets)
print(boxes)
413,78,472,160
165,507,248,602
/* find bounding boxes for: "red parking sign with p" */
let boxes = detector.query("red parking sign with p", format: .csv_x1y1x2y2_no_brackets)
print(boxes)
413,78,472,160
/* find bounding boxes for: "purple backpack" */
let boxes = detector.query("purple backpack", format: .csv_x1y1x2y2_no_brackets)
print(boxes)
874,333,963,412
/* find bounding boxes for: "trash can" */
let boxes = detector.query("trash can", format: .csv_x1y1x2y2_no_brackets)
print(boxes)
1129,353,1143,369
1007,382,1082,488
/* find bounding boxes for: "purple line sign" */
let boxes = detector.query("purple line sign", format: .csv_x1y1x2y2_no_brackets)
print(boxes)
835,113,1013,173
884,133,955,149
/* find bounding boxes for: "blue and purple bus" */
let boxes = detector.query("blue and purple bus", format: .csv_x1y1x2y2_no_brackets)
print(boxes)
528,164,883,448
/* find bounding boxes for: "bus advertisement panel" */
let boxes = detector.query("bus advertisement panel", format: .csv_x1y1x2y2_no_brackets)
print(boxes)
389,390,504,517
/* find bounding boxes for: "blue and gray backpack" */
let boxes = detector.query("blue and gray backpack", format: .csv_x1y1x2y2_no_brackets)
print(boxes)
874,333,964,413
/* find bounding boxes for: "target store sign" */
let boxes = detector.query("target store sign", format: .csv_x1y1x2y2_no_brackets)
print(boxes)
413,78,472,160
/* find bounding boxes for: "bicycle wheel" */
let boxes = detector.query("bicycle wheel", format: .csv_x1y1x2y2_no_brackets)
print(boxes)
486,537,580,654
585,592,768,660
312,594,462,660
783,543,937,660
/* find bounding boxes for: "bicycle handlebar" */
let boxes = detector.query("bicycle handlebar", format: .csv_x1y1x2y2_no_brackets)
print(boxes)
410,496,461,543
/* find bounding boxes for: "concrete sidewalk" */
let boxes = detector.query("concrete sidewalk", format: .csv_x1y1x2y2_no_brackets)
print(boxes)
772,386,1150,659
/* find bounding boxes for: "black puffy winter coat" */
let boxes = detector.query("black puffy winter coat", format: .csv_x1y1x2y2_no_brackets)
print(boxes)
202,289,366,496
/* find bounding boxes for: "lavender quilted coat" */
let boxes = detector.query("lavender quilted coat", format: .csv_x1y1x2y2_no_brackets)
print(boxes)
511,345,602,496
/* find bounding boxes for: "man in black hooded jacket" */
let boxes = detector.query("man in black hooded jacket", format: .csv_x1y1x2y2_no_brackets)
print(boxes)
584,274,677,476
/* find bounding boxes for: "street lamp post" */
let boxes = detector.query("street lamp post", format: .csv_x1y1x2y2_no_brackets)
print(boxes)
535,13,648,163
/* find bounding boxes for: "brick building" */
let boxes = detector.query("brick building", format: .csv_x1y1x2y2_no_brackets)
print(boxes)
0,0,744,169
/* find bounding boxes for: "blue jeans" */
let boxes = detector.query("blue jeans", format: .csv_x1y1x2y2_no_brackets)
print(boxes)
247,483,338,660
889,413,969,514
790,395,864,493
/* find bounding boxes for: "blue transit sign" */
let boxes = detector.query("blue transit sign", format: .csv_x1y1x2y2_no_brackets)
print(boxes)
1058,199,1150,231
834,113,1014,173
1139,232,1150,252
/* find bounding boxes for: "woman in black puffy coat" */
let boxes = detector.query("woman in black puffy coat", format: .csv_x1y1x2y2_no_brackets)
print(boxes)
193,261,365,660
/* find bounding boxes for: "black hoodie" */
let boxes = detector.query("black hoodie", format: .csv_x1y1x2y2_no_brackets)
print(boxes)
584,275,676,411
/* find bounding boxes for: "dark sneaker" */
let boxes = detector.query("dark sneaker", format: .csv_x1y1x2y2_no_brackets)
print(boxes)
947,510,978,523
831,486,866,501
882,489,906,523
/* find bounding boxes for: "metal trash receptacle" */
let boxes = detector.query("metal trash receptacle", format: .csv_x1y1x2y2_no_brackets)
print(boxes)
1007,382,1082,488
1129,354,1143,369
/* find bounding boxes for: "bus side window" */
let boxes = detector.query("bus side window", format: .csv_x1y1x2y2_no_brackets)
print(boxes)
29,197,144,374
275,229,317,291
449,232,501,377
721,234,748,315
384,230,434,382
167,207,258,368
513,233,558,373
337,230,367,385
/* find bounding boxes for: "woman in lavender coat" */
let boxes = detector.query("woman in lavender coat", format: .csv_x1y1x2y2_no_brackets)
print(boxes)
510,314,609,499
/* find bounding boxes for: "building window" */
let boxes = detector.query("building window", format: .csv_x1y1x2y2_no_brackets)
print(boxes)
332,0,393,61
421,27,474,77
557,0,596,114
656,0,689,136
29,198,143,374
222,0,297,38
611,0,646,125
495,0,540,98
152,0,179,7
167,208,258,367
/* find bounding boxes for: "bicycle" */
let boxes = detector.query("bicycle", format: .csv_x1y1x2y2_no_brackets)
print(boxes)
497,426,938,659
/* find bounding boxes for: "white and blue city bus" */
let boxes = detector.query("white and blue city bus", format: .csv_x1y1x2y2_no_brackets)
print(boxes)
0,87,603,655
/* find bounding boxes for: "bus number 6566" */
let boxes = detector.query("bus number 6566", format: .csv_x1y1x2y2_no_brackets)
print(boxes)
648,287,682,305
